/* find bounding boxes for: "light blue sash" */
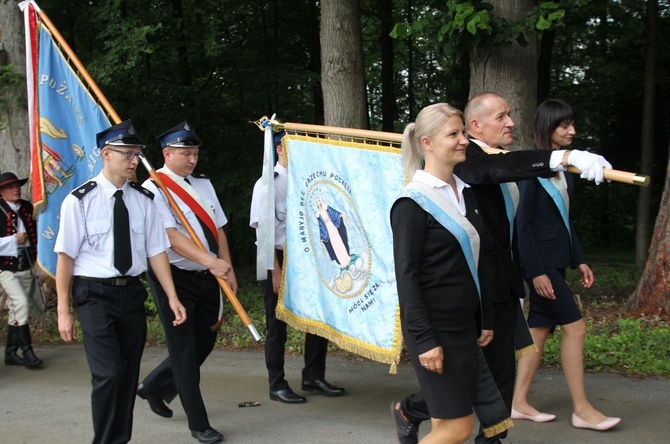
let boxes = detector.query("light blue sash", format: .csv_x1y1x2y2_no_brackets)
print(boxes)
499,182,519,250
398,181,481,299
538,174,570,238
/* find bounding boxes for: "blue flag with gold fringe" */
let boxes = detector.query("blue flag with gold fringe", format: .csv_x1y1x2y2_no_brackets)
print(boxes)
25,15,111,278
276,134,404,366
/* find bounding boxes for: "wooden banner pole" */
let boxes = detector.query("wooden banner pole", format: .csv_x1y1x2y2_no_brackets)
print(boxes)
278,121,649,187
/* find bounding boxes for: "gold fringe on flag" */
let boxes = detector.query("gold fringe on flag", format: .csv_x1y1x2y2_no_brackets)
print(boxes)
516,344,539,360
483,418,514,438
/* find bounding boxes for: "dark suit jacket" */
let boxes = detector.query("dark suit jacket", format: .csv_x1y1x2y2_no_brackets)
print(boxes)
453,140,555,304
516,172,586,280
392,188,487,354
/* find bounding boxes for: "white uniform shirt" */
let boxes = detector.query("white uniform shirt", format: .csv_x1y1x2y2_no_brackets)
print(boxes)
413,169,470,216
143,166,228,271
54,172,169,277
249,163,287,251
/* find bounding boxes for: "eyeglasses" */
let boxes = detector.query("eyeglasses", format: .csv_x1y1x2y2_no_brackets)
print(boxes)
106,147,141,160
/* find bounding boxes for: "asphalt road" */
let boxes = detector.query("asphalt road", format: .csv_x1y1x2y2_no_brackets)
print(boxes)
1,345,668,443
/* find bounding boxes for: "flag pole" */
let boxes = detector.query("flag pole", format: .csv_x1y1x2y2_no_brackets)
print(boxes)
140,155,261,341
35,4,261,340
276,121,649,187
34,6,121,123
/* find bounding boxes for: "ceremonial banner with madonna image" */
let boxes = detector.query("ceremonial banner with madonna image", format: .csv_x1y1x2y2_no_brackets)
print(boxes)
276,134,404,366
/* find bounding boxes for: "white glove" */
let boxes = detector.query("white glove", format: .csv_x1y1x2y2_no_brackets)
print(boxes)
567,150,612,185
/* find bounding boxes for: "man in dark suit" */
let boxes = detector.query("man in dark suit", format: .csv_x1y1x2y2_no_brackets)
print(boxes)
391,92,611,444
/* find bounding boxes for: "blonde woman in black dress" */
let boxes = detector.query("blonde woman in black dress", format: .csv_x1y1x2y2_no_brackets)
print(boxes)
391,103,494,443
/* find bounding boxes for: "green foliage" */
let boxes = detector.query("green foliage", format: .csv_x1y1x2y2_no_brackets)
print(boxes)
542,318,670,376
540,248,669,377
565,248,640,297
536,2,566,30
441,1,493,38
392,1,565,48
145,313,167,346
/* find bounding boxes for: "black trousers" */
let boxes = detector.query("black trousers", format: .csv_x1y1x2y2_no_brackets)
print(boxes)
73,278,147,444
141,266,219,432
265,249,328,391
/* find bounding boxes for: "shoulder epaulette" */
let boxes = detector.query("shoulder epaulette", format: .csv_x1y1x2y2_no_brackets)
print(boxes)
71,181,97,200
129,181,155,200
191,172,209,180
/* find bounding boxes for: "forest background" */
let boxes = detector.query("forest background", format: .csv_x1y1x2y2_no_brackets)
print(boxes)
0,0,668,375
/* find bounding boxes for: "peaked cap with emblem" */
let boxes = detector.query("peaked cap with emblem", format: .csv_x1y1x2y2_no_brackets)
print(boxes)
272,130,286,147
157,121,201,148
96,119,145,150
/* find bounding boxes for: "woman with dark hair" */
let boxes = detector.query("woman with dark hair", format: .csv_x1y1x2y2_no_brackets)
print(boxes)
511,99,621,431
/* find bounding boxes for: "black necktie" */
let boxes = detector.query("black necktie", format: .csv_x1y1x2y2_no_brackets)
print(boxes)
113,190,132,275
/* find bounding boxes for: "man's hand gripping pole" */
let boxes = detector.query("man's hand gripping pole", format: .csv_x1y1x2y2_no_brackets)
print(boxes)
139,154,262,341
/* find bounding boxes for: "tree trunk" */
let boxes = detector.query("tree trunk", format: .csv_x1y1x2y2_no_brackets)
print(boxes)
380,0,395,132
635,0,657,267
468,0,537,151
320,0,367,128
172,0,192,86
0,0,30,178
309,0,324,124
406,0,416,119
537,27,555,104
628,145,670,320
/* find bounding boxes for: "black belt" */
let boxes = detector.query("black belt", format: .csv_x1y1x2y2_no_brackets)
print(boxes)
170,264,209,277
74,275,141,286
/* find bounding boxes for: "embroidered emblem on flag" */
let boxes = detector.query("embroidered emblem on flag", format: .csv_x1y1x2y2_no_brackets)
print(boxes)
276,134,404,366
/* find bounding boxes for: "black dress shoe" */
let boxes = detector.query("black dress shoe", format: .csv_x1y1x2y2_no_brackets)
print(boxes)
391,400,419,444
137,383,173,418
301,379,345,396
270,387,307,404
191,427,224,443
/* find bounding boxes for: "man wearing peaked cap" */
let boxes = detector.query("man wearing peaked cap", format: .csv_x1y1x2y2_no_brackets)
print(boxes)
137,121,235,444
0,172,44,369
95,118,146,150
250,130,345,406
55,119,186,444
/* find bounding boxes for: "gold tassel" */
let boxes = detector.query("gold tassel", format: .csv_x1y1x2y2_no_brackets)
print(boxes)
483,418,514,438
516,344,539,360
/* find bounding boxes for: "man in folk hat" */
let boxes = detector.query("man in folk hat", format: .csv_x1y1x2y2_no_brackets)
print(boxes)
0,172,43,369
249,130,345,405
136,121,235,444
55,119,186,444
